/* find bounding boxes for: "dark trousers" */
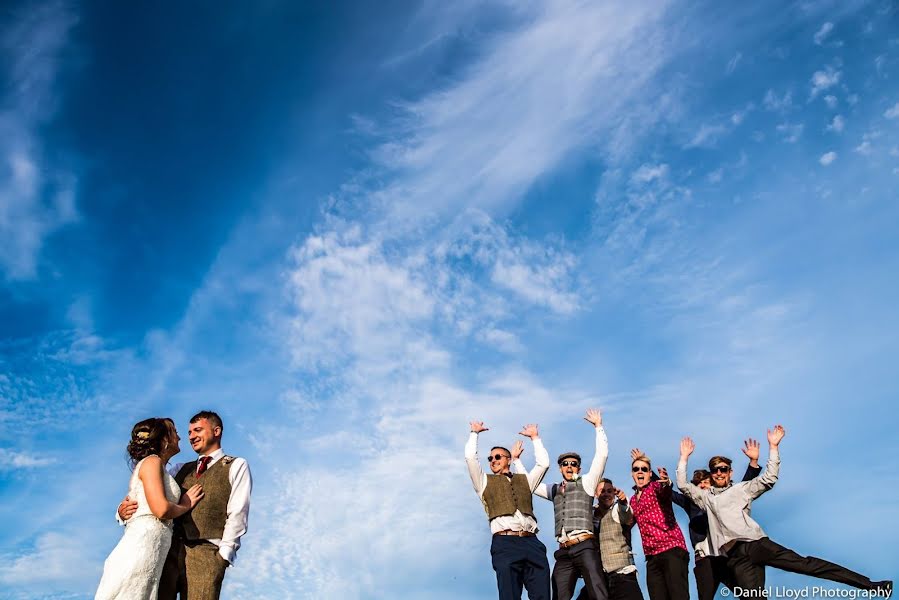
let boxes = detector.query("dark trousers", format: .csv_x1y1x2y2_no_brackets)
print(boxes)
552,538,609,600
576,570,645,600
491,534,551,600
727,538,875,593
645,548,690,600
694,556,734,600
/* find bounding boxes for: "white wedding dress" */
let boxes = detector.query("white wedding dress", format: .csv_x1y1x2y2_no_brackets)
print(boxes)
95,456,181,600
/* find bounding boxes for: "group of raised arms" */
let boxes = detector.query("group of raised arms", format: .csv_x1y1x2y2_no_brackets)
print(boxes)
464,409,892,600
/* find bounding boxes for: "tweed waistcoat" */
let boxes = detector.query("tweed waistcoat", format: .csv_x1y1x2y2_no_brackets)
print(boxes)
176,457,233,540
596,505,635,573
482,474,535,521
551,478,593,537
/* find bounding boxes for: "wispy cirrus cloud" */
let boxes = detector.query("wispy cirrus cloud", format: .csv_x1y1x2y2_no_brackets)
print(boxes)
0,2,79,280
366,1,679,226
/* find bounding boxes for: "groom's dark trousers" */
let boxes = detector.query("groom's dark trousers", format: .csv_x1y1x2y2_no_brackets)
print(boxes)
158,538,228,600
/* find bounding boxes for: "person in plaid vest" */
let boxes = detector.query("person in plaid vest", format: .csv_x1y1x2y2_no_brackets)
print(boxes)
524,409,609,600
576,478,644,600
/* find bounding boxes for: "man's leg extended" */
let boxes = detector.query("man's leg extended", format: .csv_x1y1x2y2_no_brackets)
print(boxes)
748,538,876,590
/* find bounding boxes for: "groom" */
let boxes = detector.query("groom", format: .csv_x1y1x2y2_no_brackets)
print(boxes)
118,410,252,600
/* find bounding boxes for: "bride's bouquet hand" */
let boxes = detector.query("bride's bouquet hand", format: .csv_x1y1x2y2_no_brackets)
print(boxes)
181,484,205,508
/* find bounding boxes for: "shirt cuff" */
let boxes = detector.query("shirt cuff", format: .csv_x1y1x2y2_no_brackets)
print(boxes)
219,546,235,565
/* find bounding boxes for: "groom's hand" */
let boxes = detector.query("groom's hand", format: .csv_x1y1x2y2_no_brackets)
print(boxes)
118,496,138,520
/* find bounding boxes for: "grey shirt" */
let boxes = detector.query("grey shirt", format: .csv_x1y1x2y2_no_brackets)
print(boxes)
675,449,779,556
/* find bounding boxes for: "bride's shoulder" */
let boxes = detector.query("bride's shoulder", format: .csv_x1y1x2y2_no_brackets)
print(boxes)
135,454,164,475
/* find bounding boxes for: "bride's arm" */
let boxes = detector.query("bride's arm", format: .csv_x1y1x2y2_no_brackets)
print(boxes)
139,456,204,519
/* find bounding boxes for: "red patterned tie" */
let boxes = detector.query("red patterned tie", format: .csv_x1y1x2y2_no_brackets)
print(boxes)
197,456,212,476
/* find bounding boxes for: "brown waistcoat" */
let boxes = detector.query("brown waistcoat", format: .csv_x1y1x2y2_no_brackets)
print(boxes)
175,457,233,540
482,473,535,521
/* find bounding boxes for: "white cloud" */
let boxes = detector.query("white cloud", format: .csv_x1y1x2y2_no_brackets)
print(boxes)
707,168,724,183
826,114,845,133
631,163,669,184
855,141,872,155
367,1,680,224
0,531,98,589
884,102,899,119
824,95,838,109
0,448,56,470
763,89,793,112
687,123,729,148
809,67,841,99
813,22,834,45
0,3,79,280
726,52,742,74
776,122,804,143
854,131,880,156
819,151,837,166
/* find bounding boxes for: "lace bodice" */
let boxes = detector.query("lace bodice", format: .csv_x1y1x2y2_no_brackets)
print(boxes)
127,456,181,523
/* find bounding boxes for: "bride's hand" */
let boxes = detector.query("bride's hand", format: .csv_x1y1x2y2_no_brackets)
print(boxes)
181,484,204,508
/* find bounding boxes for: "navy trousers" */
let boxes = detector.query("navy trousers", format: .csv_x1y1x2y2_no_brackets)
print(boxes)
491,534,551,600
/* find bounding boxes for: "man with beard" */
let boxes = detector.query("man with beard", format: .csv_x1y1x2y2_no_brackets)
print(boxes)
676,427,891,597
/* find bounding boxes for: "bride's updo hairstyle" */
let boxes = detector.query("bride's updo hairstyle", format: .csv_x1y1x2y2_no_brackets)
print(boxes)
127,418,170,466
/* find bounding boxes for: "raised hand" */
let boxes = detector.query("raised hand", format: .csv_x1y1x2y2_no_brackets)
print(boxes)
519,424,539,440
767,424,786,447
680,437,695,460
615,488,628,502
742,438,760,463
630,448,643,461
181,484,205,508
470,421,489,434
511,440,524,460
584,408,603,427
657,467,670,483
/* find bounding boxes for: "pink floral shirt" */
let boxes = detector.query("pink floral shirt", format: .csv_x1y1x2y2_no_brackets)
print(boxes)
630,479,688,556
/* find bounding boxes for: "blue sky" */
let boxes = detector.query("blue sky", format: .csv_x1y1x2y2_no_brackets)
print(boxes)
1,1,897,598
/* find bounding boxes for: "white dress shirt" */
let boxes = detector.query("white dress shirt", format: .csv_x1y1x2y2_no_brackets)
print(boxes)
170,448,252,565
465,432,549,534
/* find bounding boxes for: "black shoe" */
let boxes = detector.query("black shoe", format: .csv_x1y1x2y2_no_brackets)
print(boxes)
872,581,893,599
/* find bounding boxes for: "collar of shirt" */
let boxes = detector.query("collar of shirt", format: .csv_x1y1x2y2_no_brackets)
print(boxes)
198,448,226,466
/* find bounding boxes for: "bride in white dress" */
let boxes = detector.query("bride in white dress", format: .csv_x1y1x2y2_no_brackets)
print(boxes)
96,418,204,600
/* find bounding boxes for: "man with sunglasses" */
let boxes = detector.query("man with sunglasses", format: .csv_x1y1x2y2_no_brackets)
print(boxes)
629,452,689,600
676,427,892,597
670,440,761,600
521,409,609,600
466,420,551,600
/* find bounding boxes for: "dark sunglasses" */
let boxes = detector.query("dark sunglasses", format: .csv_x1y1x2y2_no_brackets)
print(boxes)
632,466,650,473
711,465,731,474
560,460,580,468
490,454,510,462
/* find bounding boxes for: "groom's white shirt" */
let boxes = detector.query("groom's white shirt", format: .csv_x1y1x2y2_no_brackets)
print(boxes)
117,449,252,565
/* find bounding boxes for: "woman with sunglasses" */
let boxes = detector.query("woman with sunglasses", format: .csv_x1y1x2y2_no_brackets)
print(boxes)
629,451,689,600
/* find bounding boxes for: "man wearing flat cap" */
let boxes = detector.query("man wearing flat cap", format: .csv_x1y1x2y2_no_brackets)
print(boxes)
515,409,609,600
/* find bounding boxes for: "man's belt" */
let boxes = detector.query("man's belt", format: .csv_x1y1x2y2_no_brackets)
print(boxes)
494,529,536,537
559,532,595,548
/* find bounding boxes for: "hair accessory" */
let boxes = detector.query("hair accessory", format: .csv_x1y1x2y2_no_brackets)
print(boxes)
136,431,150,439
